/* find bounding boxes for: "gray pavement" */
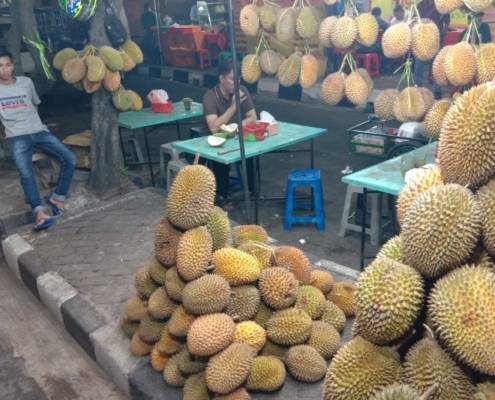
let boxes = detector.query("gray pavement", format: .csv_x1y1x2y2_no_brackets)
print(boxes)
0,256,126,400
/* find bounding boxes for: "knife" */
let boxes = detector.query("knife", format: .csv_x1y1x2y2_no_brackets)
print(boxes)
217,148,240,155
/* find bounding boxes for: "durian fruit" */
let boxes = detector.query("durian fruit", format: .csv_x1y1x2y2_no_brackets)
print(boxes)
476,383,495,400
233,321,267,353
295,285,326,319
464,0,492,11
478,180,495,256
206,206,230,251
205,343,255,394
177,349,207,375
103,69,121,92
135,267,159,299
131,332,153,357
432,45,451,86
296,7,319,39
246,355,286,392
147,287,177,320
259,267,298,310
357,68,374,94
155,327,183,356
167,305,195,338
124,294,147,321
375,236,403,263
260,49,284,75
439,83,495,187
330,16,357,49
112,88,132,111
356,13,379,47
275,8,297,43
85,55,106,82
182,274,231,315
434,0,463,13
99,46,124,71
320,300,346,333
477,43,495,83
226,285,261,321
120,316,139,338
187,313,235,357
53,48,78,70
261,339,289,360
138,313,166,343
419,87,434,112
241,54,262,84
273,246,312,284
402,184,481,278
370,384,419,400
176,226,213,282
300,53,319,89
322,337,401,400
319,16,337,48
277,52,302,87
285,345,327,383
120,50,136,72
260,4,278,31
211,248,261,286
402,333,476,400
423,99,451,139
345,70,370,106
149,257,167,286
82,79,100,95
307,321,340,359
321,72,346,106
239,4,260,37
154,218,182,267
469,245,495,268
328,281,355,317
396,165,444,227
411,19,440,61
127,90,143,111
254,303,273,329
393,87,427,122
183,373,209,400
164,267,185,303
382,22,412,59
310,270,334,294
62,57,87,84
163,354,186,387
120,40,144,64
266,308,312,345
444,42,477,87
354,258,424,345
232,225,268,247
166,164,216,230
428,265,495,375
150,346,169,372
374,89,399,120
213,387,251,400
237,242,274,269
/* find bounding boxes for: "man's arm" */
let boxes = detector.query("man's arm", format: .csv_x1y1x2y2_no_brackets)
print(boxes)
205,106,237,133
242,109,257,125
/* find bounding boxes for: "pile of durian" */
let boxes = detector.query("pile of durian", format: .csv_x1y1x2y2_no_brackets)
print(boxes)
119,163,358,399
322,81,495,400
52,40,144,111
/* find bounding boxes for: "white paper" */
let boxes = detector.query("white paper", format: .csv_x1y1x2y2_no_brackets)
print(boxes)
259,111,276,124
147,89,169,104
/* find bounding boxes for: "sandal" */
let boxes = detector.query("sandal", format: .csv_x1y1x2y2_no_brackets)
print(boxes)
33,216,56,232
45,196,65,216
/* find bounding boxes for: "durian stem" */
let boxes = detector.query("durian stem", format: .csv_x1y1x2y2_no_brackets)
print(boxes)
423,324,435,340
255,35,264,56
418,383,439,400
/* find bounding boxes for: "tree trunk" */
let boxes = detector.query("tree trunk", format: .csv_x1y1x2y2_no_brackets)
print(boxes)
88,0,129,196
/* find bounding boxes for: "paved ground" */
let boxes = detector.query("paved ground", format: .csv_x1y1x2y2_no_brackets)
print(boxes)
0,257,126,400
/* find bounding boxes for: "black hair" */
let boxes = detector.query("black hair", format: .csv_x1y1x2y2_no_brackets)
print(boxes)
0,49,13,61
371,7,381,17
393,5,404,13
218,58,233,77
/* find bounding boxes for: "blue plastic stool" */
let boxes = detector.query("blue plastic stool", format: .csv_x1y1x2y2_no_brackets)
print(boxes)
284,169,325,231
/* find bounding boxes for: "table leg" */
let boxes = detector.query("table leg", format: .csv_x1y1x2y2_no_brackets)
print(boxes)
143,128,155,186
360,188,367,271
310,139,315,169
118,127,127,168
254,156,260,224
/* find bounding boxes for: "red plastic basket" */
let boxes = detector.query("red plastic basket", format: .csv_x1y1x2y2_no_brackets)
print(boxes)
152,102,174,113
243,123,266,141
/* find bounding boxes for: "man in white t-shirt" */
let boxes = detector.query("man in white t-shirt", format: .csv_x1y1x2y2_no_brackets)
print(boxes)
0,50,76,231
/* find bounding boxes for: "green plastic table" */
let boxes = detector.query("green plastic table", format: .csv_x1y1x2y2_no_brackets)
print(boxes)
118,102,203,185
341,141,437,269
173,121,327,222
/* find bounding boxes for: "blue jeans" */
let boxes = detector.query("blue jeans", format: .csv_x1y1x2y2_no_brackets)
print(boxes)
8,131,76,216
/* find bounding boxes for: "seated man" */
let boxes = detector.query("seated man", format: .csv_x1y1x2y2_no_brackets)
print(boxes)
0,49,76,231
203,59,257,204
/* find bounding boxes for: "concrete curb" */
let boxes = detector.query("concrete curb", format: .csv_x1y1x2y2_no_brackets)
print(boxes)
1,230,359,400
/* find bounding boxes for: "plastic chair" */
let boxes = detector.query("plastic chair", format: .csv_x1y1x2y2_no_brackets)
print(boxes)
159,142,186,188
284,169,325,232
354,53,381,77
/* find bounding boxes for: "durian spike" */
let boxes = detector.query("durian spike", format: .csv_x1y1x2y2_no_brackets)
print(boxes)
418,383,440,400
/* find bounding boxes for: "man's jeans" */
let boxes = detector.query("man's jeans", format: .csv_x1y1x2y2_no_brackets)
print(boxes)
8,131,76,216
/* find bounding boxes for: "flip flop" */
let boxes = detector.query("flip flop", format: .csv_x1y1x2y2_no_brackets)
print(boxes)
33,217,56,232
45,196,65,216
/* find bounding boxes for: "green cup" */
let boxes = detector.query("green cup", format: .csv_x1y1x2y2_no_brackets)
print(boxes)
182,97,193,111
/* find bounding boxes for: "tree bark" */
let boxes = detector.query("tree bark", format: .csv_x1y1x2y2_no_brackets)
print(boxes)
89,0,129,196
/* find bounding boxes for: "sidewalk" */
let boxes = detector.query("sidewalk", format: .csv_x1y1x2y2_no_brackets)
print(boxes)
2,188,358,399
